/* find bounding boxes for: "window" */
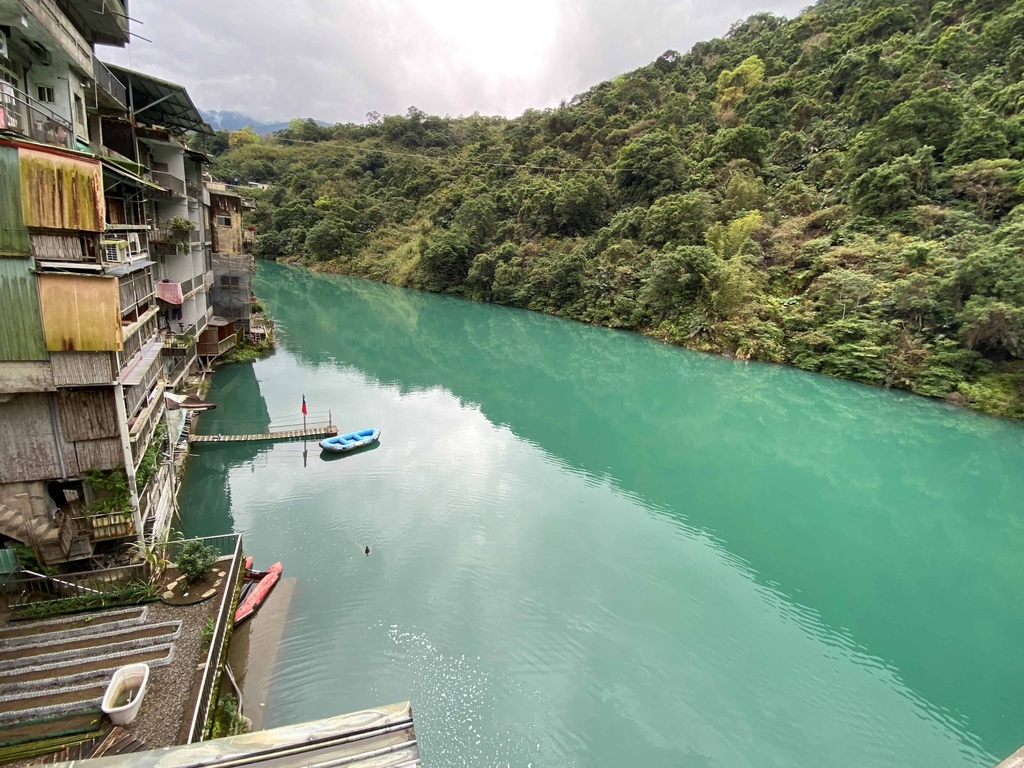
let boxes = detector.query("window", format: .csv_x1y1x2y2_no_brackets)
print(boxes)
74,94,84,124
37,85,55,103
215,214,231,227
220,275,240,288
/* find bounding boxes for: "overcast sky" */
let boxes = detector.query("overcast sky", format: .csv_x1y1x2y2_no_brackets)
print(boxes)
99,0,808,124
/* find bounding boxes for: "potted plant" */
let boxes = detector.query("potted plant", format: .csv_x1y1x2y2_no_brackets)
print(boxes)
165,216,195,246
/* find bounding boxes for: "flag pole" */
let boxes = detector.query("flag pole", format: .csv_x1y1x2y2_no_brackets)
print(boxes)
302,393,307,432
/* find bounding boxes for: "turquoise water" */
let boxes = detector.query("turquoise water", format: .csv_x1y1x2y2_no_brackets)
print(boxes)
180,260,1024,767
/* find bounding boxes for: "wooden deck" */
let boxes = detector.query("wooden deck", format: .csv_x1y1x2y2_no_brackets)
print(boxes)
189,425,337,444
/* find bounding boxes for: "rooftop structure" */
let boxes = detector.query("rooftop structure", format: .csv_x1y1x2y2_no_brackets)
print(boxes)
54,701,421,768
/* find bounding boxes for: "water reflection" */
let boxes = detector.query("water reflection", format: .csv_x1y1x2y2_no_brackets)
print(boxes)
179,261,1024,766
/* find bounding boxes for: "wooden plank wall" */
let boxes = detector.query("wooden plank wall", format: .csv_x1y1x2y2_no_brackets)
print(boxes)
30,233,87,261
51,352,117,387
56,390,119,441
72,438,122,472
0,393,63,483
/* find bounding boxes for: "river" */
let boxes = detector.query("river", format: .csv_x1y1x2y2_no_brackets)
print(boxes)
179,260,1024,768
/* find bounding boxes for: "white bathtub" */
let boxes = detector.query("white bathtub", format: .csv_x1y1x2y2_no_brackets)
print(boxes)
100,663,150,725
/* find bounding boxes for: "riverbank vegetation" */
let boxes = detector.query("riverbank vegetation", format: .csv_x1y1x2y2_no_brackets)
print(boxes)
210,0,1024,419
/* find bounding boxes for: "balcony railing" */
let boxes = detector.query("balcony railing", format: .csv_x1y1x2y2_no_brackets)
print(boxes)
121,312,158,363
198,334,237,358
119,271,155,317
186,178,202,199
92,55,127,108
0,562,147,610
0,85,74,149
124,354,161,421
180,534,244,742
129,386,165,470
151,171,186,197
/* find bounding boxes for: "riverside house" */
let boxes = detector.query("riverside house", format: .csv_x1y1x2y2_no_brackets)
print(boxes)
0,0,213,568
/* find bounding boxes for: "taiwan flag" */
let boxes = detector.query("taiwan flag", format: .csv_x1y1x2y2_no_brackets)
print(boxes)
301,394,307,416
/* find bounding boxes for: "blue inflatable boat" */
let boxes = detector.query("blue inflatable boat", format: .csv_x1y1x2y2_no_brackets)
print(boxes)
319,428,380,453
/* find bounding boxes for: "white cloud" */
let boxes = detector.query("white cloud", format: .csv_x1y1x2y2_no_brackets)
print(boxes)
99,0,808,123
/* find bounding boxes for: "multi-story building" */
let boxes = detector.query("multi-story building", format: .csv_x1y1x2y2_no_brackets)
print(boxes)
0,0,212,568
206,182,255,357
101,64,215,387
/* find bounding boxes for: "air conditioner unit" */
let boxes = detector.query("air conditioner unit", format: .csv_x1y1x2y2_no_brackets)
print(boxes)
101,239,129,263
127,233,142,254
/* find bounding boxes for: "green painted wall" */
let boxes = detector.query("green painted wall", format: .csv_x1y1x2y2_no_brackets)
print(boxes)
0,145,30,257
0,258,47,361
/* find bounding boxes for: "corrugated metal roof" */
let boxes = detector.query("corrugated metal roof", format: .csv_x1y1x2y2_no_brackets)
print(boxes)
101,159,165,192
105,259,155,277
53,701,420,768
0,257,48,361
106,64,213,135
0,144,29,257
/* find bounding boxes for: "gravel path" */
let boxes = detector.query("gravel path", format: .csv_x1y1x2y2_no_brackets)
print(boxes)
121,597,220,748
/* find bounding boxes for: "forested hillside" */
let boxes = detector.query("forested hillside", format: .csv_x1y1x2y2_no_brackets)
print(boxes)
210,0,1024,419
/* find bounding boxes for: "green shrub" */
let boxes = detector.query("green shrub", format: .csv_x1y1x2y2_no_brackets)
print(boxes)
11,580,158,620
177,540,217,585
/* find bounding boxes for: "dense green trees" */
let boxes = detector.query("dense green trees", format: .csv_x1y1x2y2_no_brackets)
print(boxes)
214,0,1024,420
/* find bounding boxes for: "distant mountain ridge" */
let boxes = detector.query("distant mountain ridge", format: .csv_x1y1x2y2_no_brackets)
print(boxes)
200,109,329,134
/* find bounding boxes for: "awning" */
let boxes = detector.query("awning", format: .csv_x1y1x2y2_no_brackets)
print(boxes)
165,393,217,411
208,317,231,327
105,259,155,277
101,159,165,192
35,261,104,273
105,63,214,135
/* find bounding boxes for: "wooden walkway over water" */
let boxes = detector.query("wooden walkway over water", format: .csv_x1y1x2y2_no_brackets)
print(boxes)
189,425,337,444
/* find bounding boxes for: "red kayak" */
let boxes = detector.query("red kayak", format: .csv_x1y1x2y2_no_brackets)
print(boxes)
234,560,283,626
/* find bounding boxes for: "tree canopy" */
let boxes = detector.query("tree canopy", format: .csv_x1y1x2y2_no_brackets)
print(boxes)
214,0,1024,420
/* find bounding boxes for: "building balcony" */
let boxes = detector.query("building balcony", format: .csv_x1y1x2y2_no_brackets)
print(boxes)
186,178,202,199
0,85,74,150
121,335,162,420
118,269,156,318
151,171,186,197
57,0,130,47
198,334,237,358
19,0,93,75
129,384,166,471
91,55,127,110
121,309,159,362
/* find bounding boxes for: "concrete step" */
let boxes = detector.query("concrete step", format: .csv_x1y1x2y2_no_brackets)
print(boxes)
0,607,147,647
0,622,181,670
0,683,105,725
0,646,173,695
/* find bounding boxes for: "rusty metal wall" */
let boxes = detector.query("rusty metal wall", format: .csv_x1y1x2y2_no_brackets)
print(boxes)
0,257,48,361
19,147,105,232
0,144,30,257
38,273,122,352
